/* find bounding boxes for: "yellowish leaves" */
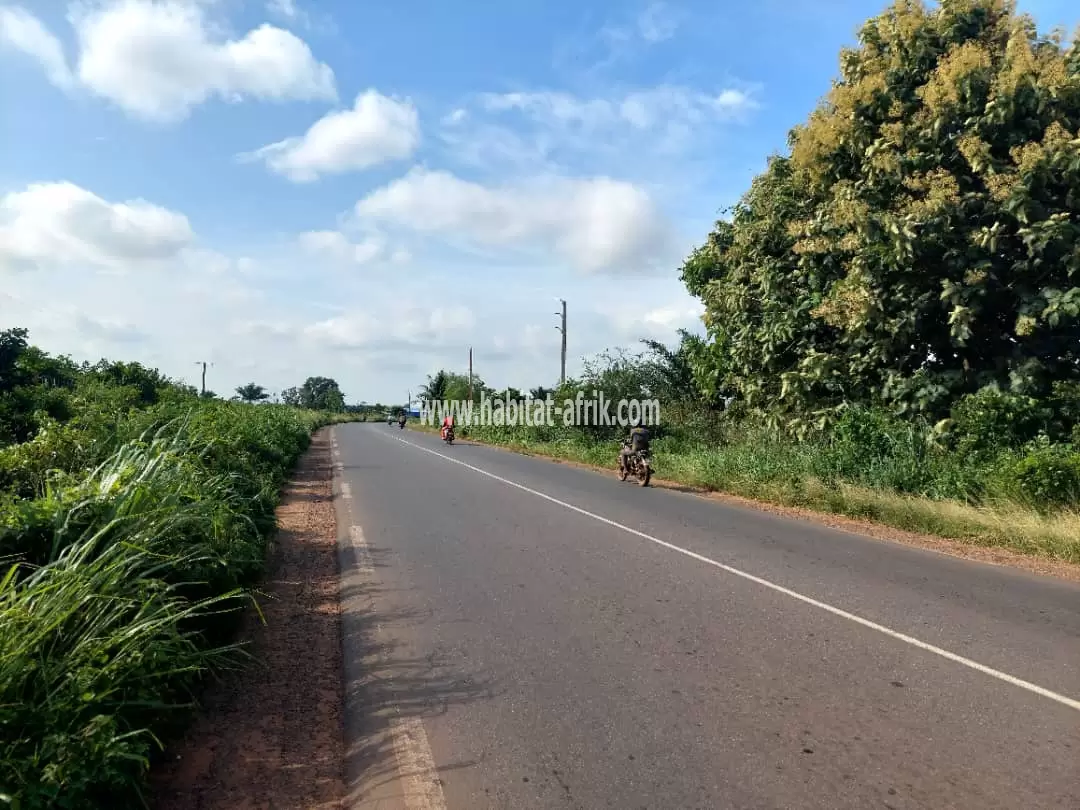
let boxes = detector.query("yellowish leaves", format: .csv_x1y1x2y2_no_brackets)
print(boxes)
1042,121,1074,150
1015,314,1037,336
790,109,853,188
985,172,1019,201
919,41,993,114
963,268,988,286
901,169,961,220
995,14,1072,100
831,72,888,114
812,268,874,331
793,235,832,256
957,133,991,172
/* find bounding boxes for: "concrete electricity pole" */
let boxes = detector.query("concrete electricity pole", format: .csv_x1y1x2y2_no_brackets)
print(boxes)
468,346,474,402
194,361,213,396
554,299,567,385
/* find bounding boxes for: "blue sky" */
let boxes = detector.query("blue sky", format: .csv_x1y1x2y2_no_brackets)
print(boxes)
2,0,1078,403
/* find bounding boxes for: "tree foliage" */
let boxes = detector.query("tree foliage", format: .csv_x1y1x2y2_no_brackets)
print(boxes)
686,0,1080,428
235,383,269,403
299,377,345,411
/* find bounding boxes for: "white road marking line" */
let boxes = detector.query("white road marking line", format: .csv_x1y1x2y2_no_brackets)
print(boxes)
350,525,375,575
340,481,352,499
384,432,1080,713
347,522,446,810
391,716,447,810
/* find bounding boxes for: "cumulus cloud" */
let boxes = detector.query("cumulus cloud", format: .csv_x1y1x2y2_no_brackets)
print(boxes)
0,181,194,272
302,303,476,351
298,229,409,266
0,5,74,88
241,90,419,181
0,1,335,122
354,168,677,275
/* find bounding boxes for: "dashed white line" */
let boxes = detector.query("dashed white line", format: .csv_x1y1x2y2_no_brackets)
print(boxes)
383,432,1080,713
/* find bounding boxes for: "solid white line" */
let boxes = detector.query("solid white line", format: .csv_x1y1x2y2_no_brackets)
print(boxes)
383,432,1080,713
391,716,447,810
340,481,352,500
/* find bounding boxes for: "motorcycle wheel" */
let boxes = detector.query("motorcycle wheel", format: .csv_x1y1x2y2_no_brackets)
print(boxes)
638,464,651,487
618,463,628,481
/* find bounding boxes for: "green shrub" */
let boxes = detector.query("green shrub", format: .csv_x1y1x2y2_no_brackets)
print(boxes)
1004,444,1080,509
949,388,1048,459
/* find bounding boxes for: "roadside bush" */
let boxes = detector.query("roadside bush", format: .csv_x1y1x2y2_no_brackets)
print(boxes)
1002,444,1080,509
948,389,1049,460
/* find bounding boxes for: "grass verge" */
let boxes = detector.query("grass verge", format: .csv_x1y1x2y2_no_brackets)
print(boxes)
0,403,350,809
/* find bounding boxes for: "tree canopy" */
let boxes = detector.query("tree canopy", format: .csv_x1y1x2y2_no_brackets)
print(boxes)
684,0,1080,428
235,383,270,403
282,377,346,411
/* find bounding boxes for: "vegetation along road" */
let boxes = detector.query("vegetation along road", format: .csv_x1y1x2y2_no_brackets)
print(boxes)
3,0,1080,807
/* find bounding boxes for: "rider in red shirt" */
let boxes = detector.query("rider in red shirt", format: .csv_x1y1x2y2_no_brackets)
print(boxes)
440,414,455,440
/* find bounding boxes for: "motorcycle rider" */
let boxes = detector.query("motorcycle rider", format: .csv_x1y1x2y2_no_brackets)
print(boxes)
620,416,650,471
398,411,407,428
441,413,455,441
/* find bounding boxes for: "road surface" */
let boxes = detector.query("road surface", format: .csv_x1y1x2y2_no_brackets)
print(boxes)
331,424,1080,810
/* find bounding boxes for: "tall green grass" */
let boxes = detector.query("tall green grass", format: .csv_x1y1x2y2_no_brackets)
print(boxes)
0,401,339,809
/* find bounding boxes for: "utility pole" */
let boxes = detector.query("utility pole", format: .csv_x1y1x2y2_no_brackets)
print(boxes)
468,346,474,402
194,361,212,396
554,299,567,385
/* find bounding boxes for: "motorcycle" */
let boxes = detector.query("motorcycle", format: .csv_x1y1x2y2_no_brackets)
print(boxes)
617,439,652,487
398,418,406,429
442,425,455,445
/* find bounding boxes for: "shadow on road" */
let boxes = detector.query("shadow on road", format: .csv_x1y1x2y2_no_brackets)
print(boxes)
338,538,497,803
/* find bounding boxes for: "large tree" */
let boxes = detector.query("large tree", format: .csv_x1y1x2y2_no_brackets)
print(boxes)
687,0,1080,424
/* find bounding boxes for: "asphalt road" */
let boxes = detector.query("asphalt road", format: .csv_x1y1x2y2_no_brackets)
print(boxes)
332,423,1080,810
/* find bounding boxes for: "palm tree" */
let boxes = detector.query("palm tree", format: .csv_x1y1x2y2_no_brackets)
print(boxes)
419,370,449,401
235,382,269,403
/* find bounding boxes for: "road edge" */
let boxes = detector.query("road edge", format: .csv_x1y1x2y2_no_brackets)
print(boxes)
331,426,449,810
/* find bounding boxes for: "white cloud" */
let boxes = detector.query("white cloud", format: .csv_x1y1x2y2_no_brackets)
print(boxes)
299,230,388,265
0,2,335,122
601,2,679,47
302,303,476,351
480,86,757,131
0,5,74,88
267,0,301,20
241,90,419,181
442,84,759,180
442,108,468,126
354,168,677,275
0,181,194,272
634,2,679,43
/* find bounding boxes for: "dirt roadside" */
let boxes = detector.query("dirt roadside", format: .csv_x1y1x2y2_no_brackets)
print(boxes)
150,429,346,810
